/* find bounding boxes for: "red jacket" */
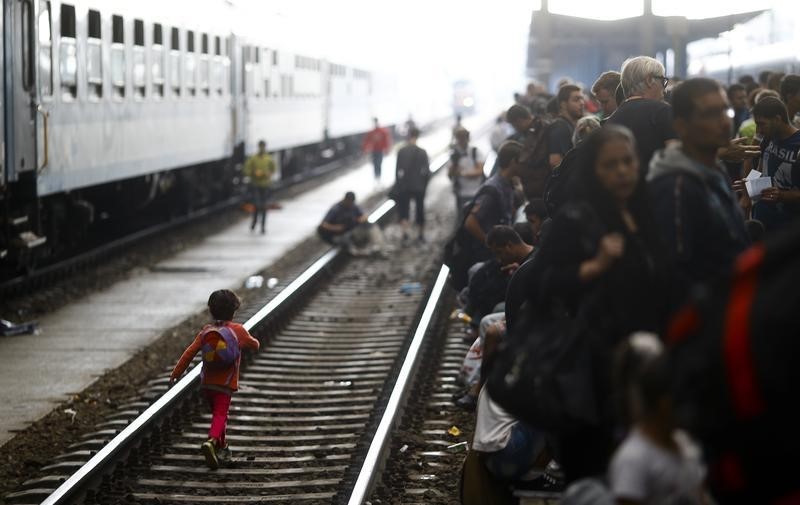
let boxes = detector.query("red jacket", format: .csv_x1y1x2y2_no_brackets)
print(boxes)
170,321,260,391
362,127,391,153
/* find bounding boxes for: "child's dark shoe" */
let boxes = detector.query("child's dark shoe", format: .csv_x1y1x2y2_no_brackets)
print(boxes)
201,439,219,470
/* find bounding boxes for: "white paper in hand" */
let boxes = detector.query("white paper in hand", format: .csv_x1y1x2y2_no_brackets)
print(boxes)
745,176,772,200
745,169,762,181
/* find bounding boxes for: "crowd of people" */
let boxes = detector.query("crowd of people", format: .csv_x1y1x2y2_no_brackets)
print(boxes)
448,56,800,505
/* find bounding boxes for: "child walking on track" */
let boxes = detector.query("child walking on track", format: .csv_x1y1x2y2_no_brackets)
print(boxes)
169,289,260,469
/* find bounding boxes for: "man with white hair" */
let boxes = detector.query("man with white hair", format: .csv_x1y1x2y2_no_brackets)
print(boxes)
606,56,678,175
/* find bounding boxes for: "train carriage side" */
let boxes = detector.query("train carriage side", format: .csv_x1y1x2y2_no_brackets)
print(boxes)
327,64,373,139
2,0,239,272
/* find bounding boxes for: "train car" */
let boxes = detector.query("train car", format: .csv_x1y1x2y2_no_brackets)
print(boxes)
687,6,800,83
0,0,450,274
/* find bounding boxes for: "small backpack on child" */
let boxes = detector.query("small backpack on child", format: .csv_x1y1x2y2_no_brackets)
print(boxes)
200,324,241,370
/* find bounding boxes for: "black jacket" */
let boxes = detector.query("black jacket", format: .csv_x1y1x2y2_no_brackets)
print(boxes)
648,144,750,285
394,144,429,193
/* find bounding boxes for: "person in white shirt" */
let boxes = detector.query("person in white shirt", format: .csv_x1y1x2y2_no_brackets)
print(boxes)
473,387,543,481
490,113,513,153
609,334,709,505
448,127,486,220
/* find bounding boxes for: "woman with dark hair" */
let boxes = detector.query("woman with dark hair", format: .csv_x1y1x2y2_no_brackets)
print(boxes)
532,125,675,483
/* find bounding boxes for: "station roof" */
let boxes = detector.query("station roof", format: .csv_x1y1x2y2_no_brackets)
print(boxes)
531,9,765,49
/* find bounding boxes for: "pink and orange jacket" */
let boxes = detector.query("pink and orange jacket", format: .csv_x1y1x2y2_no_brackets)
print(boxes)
170,321,260,391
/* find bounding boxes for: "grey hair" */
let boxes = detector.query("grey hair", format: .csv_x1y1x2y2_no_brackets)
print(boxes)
620,56,665,97
572,115,602,146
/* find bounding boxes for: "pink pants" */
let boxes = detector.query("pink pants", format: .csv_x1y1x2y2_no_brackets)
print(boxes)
203,389,232,447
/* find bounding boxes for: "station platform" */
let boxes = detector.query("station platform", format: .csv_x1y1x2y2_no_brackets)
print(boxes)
0,116,491,446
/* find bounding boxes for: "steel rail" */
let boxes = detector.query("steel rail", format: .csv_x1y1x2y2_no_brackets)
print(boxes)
36,129,479,504
40,200,396,505
346,264,450,505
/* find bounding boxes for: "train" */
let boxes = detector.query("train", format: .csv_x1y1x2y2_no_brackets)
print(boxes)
0,0,451,273
687,4,800,83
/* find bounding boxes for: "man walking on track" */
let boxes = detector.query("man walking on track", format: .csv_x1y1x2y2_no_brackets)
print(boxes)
362,118,392,185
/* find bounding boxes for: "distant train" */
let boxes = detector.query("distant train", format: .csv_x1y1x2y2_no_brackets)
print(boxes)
452,79,476,117
0,0,450,271
687,6,800,83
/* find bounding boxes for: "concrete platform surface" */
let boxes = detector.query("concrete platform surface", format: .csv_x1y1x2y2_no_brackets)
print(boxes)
0,116,490,445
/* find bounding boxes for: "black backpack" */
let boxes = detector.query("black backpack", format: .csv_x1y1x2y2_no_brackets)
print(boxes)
486,298,599,432
443,185,500,291
517,116,554,201
543,142,583,218
666,221,800,505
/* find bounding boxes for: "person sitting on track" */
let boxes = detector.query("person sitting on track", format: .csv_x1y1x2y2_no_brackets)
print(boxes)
169,289,260,469
317,191,368,250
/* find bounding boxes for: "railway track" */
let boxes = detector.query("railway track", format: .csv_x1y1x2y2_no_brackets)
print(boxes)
5,170,458,505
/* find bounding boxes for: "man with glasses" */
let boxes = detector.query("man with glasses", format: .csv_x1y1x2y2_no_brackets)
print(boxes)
606,56,678,175
647,78,750,285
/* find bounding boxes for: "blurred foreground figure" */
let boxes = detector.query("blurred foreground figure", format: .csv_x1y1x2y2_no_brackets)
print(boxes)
667,220,800,505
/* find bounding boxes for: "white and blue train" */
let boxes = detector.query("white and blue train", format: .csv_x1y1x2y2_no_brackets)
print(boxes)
1,0,450,270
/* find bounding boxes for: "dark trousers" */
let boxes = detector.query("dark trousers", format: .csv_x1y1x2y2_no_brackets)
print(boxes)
250,187,269,231
396,190,426,226
371,151,383,179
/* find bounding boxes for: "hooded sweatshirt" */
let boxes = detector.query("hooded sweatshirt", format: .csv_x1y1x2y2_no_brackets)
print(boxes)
647,143,749,284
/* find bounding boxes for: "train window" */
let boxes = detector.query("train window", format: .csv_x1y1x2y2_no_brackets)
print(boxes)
253,48,261,97
212,35,223,95
199,33,209,96
151,23,164,97
86,9,102,100
59,4,77,100
38,1,53,98
111,15,125,99
169,27,180,96
222,38,230,95
21,0,32,90
185,30,196,96
272,51,278,66
132,19,145,99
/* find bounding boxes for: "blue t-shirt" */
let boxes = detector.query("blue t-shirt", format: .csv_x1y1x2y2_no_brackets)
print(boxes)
323,202,364,232
753,129,800,230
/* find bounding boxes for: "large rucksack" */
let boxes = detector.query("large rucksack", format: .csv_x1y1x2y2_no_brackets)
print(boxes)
517,116,554,201
486,299,599,432
443,185,501,291
666,221,800,505
200,324,241,371
543,142,583,218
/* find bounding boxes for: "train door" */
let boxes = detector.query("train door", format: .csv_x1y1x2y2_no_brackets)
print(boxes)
4,0,39,186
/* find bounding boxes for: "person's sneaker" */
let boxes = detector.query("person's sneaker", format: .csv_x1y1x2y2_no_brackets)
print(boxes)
201,439,219,470
454,393,477,412
514,473,565,493
217,445,232,463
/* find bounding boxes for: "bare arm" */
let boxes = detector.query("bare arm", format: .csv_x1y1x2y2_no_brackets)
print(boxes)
319,221,346,232
464,210,486,244
549,153,563,168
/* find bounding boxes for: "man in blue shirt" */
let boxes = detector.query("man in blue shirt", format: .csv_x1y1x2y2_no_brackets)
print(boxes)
750,97,800,231
317,191,367,245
